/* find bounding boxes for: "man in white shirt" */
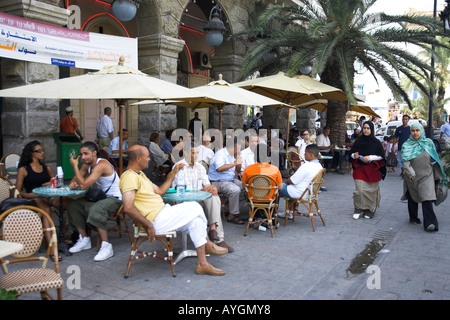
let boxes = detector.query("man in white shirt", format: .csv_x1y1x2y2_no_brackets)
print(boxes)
96,107,114,148
208,138,244,225
440,120,450,149
198,134,215,165
172,142,233,252
239,134,259,177
316,126,339,171
279,144,323,199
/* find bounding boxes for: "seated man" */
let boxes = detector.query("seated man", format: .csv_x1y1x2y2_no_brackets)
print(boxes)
279,144,323,199
108,128,131,167
239,134,259,178
66,141,123,262
198,134,214,165
172,142,234,253
316,126,339,171
160,129,174,154
208,137,244,225
119,145,227,276
148,132,171,166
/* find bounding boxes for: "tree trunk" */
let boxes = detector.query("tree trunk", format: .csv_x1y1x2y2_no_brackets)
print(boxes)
320,58,351,146
325,100,348,146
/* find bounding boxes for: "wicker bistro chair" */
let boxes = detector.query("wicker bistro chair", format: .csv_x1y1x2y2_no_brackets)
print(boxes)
0,153,20,182
287,151,304,175
124,224,177,278
0,176,19,203
243,174,280,238
284,169,327,231
0,205,63,300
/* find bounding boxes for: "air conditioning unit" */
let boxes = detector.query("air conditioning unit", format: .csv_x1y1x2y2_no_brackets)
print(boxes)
195,52,211,69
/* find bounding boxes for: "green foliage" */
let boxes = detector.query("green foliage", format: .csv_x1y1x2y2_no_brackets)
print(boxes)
0,288,17,300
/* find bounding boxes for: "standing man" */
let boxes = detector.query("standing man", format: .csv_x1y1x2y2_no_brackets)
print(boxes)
119,145,227,276
440,120,450,149
60,106,84,141
66,141,122,262
96,107,114,149
254,113,263,132
394,114,411,176
188,112,204,142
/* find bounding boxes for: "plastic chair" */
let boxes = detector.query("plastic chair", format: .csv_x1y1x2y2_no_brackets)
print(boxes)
0,205,63,300
95,204,132,249
284,169,326,231
243,174,279,238
287,151,303,175
124,224,177,278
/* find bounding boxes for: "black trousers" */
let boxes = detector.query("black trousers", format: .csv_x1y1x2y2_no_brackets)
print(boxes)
406,189,438,230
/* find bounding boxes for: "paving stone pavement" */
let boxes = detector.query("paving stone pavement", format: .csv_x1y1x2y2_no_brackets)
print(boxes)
11,168,450,301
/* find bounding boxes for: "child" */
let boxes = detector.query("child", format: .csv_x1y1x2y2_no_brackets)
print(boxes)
386,136,398,172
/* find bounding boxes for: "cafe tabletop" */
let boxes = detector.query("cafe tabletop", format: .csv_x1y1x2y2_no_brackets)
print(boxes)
162,190,211,203
332,147,350,151
33,186,87,197
0,240,24,258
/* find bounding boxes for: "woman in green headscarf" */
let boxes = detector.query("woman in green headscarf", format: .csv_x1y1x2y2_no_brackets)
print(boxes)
401,123,445,232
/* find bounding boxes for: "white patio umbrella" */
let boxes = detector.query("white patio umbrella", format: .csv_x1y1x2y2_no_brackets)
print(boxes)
0,58,204,174
172,74,292,131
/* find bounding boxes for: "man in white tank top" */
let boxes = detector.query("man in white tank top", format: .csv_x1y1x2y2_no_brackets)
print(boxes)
65,141,122,262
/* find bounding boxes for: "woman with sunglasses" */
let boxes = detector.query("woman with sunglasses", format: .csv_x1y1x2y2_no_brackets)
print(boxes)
15,140,63,260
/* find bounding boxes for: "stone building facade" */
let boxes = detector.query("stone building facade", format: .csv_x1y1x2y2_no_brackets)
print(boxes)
0,0,314,167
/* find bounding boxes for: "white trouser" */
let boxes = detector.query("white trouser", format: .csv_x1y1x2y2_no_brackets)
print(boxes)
153,202,207,248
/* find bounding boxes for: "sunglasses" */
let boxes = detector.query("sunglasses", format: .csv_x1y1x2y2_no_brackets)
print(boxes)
33,149,44,153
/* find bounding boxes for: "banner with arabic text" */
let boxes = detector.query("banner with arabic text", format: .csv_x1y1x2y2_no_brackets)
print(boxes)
0,12,137,70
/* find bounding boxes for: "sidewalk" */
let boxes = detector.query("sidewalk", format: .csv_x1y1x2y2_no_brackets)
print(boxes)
15,169,450,300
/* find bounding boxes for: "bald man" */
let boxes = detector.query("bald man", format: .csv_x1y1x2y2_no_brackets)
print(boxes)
119,145,227,276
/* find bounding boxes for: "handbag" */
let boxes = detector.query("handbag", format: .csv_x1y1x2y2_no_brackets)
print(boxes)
0,197,37,213
85,172,116,202
386,152,398,167
435,179,448,206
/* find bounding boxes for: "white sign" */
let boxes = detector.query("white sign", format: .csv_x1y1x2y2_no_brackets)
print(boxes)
0,12,137,70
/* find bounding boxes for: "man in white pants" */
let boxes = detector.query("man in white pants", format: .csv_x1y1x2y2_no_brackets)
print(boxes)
172,142,234,253
119,145,227,276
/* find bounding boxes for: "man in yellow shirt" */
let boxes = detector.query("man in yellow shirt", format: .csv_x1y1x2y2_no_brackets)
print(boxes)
119,145,227,276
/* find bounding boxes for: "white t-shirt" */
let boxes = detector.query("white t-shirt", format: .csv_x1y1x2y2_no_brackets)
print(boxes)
96,114,113,138
240,147,255,173
316,134,331,153
198,145,214,164
287,159,323,198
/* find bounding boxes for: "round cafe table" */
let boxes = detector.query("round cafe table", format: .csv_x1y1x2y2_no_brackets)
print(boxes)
33,186,87,256
162,190,211,265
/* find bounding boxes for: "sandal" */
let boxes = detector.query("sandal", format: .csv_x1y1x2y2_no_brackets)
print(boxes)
227,216,245,225
50,254,63,262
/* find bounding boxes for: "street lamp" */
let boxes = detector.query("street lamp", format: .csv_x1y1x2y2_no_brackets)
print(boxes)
112,0,141,22
439,0,450,32
204,4,227,47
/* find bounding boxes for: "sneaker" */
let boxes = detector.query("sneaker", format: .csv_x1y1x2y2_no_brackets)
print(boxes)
69,235,92,253
425,224,436,232
94,242,114,261
353,213,361,220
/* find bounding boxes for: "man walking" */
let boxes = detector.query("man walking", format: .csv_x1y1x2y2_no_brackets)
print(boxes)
394,114,411,176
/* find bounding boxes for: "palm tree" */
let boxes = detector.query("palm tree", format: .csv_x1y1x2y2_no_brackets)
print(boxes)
240,0,449,144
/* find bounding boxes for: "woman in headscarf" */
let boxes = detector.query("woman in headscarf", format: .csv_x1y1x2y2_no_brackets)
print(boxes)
401,123,445,232
350,121,386,219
